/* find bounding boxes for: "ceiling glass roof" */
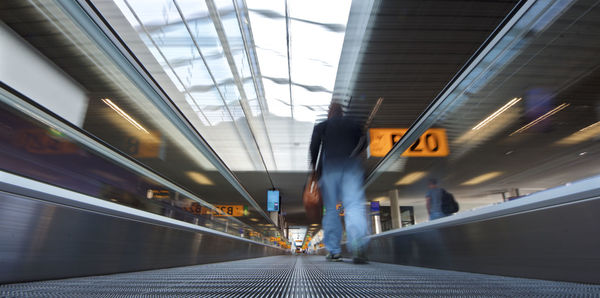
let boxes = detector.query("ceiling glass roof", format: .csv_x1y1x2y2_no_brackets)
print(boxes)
109,0,352,171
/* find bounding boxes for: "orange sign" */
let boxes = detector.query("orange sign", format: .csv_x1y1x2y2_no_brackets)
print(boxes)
369,128,449,157
14,129,78,155
148,189,170,199
124,131,162,159
184,203,244,217
212,205,244,217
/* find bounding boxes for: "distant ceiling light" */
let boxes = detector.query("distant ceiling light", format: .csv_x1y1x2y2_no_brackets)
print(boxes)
579,152,587,156
249,218,260,222
101,98,149,134
310,224,319,226
395,171,427,185
372,196,389,202
505,150,514,155
510,103,569,136
472,97,521,130
461,171,503,185
556,121,600,145
579,121,600,132
185,171,214,185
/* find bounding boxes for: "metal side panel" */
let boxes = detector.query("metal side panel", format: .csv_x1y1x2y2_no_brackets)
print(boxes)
364,196,600,284
0,191,284,284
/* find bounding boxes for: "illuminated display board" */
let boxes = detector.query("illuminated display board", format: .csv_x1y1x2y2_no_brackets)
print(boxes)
267,190,280,212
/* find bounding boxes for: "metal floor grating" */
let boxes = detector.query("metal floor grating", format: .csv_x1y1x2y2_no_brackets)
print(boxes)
2,255,599,297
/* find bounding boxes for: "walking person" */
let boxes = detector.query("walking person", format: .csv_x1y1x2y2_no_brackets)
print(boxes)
309,102,369,264
426,178,447,220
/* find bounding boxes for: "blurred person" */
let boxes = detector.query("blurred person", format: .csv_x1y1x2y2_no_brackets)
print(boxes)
309,102,369,264
426,178,447,220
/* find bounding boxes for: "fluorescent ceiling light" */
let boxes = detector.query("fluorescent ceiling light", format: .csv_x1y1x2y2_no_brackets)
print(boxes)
510,103,569,136
472,97,521,130
249,218,260,222
185,171,214,185
580,121,600,132
556,121,600,145
395,171,427,185
102,98,149,134
461,171,503,185
372,196,389,203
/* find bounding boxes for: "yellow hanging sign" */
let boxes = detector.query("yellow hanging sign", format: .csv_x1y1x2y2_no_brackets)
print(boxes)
369,128,449,157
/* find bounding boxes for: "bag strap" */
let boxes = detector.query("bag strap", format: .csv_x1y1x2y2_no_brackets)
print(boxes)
314,121,327,173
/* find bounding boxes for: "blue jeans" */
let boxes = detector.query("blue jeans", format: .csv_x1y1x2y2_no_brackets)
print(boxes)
429,211,446,221
319,160,369,254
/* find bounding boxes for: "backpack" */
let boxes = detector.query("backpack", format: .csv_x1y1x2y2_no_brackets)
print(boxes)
441,189,459,215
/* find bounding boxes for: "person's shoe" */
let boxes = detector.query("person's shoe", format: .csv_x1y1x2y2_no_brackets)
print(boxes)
326,252,342,262
352,249,368,264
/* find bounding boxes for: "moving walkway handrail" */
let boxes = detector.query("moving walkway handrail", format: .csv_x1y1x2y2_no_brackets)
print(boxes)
0,168,281,248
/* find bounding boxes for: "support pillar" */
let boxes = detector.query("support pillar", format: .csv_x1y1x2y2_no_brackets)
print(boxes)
372,214,382,234
389,189,401,229
508,188,520,199
269,211,279,227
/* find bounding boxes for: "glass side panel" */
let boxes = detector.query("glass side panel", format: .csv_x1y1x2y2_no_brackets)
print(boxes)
367,0,600,227
0,0,282,244
0,94,260,239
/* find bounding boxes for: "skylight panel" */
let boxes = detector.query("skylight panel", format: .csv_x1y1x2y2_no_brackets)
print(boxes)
110,0,353,171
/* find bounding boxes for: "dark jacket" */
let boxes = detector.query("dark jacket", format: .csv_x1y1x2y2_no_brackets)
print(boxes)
309,116,365,170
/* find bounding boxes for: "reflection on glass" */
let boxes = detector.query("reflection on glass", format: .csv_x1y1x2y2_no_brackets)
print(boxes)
0,98,230,234
101,98,150,133
2,0,285,244
472,98,521,131
368,0,600,227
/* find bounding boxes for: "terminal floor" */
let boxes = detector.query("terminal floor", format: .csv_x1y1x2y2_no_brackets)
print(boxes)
2,255,599,297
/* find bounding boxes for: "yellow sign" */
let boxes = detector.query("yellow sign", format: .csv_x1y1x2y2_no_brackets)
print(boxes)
185,203,244,217
125,131,162,159
15,129,79,155
369,128,449,157
211,205,244,217
148,189,170,199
